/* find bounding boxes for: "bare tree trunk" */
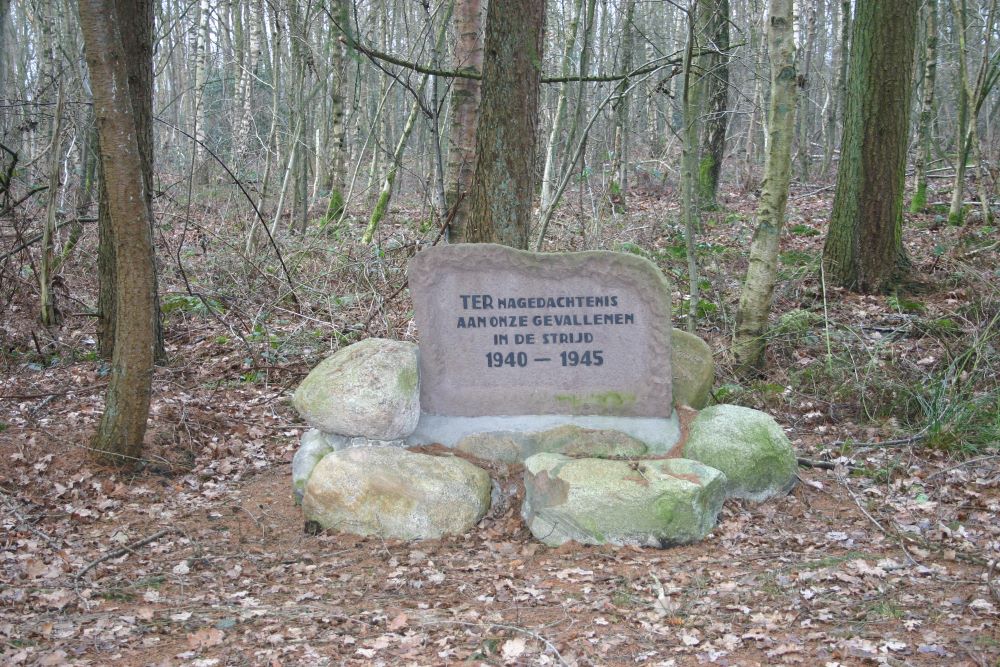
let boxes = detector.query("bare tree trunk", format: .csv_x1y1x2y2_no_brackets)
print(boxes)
79,0,157,465
444,0,483,239
911,0,938,212
680,2,701,332
732,0,797,370
463,0,546,247
39,82,64,327
696,0,730,207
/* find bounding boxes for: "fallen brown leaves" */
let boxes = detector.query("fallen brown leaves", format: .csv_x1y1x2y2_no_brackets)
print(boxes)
2,186,999,665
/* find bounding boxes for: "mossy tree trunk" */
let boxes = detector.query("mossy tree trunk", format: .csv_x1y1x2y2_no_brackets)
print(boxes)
464,0,546,248
732,0,796,371
821,0,918,294
695,0,730,209
79,0,157,465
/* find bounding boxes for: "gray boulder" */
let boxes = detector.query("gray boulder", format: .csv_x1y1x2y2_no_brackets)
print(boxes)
455,425,649,463
671,328,714,409
292,429,406,504
292,429,336,504
522,453,727,548
292,338,419,440
532,425,649,458
682,404,798,501
302,447,491,539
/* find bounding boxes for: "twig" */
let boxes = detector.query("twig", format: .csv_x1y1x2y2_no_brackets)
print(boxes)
839,479,918,566
420,619,568,666
797,457,839,470
0,383,107,401
963,239,999,258
926,455,1000,481
0,490,68,561
827,433,927,449
989,560,1000,605
74,528,179,580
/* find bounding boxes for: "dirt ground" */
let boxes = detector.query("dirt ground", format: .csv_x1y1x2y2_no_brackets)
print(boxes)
2,185,999,665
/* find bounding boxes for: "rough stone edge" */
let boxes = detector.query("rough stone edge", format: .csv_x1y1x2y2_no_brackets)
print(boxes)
408,243,673,417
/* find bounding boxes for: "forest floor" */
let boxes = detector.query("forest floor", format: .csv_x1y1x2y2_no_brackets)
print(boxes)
1,180,999,666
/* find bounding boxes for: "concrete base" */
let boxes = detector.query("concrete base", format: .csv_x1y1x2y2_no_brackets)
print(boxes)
406,411,680,454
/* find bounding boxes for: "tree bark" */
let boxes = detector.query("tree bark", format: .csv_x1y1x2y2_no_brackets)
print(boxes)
696,0,730,207
96,0,164,363
539,0,583,214
911,0,938,212
444,0,484,239
79,0,157,465
462,0,546,248
732,0,796,370
822,0,918,293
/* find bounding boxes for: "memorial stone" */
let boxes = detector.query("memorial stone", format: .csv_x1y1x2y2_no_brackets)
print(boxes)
408,244,673,418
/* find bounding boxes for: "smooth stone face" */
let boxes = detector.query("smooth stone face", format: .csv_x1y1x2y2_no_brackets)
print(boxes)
407,412,680,454
303,447,491,540
408,244,672,417
671,328,715,409
682,404,798,501
522,454,727,548
292,338,420,440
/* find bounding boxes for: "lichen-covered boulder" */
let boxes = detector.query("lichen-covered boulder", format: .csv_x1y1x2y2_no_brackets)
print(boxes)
671,328,714,409
682,404,797,501
521,454,726,548
292,429,336,504
302,447,491,540
454,425,649,463
292,429,406,503
292,338,419,440
455,431,534,463
532,425,649,458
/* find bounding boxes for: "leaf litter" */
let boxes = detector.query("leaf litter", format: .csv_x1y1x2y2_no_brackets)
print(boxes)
1,186,999,665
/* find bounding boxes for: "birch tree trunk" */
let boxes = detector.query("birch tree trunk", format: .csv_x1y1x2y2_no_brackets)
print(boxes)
732,0,796,370
911,0,938,212
539,0,583,214
192,0,209,185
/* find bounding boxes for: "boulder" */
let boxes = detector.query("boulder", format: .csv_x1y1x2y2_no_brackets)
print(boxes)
454,425,649,463
292,338,420,440
532,425,648,458
682,404,797,501
302,447,491,540
522,453,727,548
292,429,336,504
671,328,714,409
455,431,534,463
292,429,406,504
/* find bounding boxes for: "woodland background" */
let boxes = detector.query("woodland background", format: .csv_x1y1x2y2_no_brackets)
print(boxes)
1,0,999,664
